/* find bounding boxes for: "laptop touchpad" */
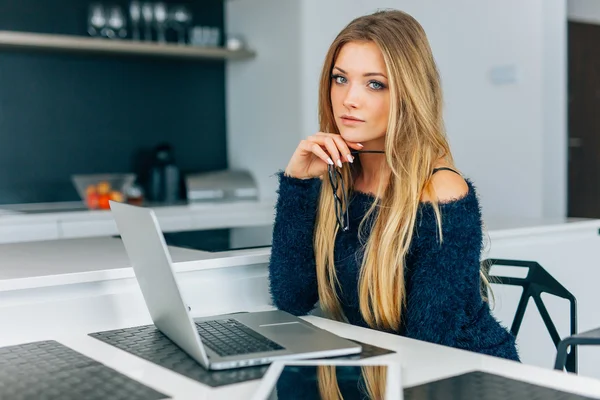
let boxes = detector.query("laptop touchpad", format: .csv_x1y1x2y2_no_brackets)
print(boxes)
260,322,314,336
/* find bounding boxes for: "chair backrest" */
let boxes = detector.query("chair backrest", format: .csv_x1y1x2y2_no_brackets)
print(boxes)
482,258,578,373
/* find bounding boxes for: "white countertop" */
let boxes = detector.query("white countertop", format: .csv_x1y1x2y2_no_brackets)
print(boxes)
0,199,276,225
0,237,271,291
0,237,205,280
485,216,599,238
0,200,594,233
1,217,599,293
0,199,277,245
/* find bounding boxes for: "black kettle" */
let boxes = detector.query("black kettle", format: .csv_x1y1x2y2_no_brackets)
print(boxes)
147,143,181,204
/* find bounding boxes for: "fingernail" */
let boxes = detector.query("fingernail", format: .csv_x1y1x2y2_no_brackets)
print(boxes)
357,143,364,147
327,158,334,165
337,159,343,168
347,154,354,163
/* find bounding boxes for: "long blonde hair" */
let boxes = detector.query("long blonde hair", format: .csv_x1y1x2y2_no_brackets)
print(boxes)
317,365,387,400
314,10,487,332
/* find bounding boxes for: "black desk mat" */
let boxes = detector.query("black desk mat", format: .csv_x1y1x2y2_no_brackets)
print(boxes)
0,340,168,400
404,370,599,400
89,324,395,388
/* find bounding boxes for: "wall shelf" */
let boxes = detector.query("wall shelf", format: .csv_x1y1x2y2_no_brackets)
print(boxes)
0,30,255,61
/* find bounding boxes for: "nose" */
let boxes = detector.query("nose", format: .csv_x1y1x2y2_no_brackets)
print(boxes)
343,84,360,110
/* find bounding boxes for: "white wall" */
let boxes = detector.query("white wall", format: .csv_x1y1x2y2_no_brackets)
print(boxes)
225,0,303,199
227,0,567,220
543,1,568,218
569,0,600,24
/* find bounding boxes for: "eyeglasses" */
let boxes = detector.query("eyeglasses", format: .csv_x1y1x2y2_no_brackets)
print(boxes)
328,150,384,232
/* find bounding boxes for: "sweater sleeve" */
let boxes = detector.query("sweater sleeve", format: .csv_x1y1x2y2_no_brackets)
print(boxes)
268,171,322,315
403,180,484,347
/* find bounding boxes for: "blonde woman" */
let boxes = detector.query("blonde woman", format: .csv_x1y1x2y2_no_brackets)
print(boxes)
269,9,519,361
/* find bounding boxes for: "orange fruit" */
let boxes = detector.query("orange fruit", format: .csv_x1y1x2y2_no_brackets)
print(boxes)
86,193,99,209
110,191,124,203
98,194,111,210
96,181,111,195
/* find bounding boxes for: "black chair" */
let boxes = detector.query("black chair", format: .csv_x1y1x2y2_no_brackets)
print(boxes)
554,327,600,372
482,258,578,373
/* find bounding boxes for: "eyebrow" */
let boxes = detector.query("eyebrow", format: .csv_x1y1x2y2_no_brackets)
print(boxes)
333,66,387,79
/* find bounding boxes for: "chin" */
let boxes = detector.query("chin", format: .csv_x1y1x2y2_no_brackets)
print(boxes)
339,129,383,146
338,128,367,143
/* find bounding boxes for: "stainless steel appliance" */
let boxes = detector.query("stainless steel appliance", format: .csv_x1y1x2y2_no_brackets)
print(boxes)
185,169,258,202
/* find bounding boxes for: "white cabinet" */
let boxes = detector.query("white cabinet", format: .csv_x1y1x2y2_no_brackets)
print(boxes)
58,218,119,239
486,222,600,380
0,201,276,243
0,223,59,244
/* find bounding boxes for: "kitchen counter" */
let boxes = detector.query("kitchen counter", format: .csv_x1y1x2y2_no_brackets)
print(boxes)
483,216,597,237
0,200,590,230
0,236,271,291
0,237,205,280
0,199,275,225
1,217,598,291
0,199,276,244
1,195,596,247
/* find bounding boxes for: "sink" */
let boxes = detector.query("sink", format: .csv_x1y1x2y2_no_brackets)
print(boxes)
0,209,24,216
0,202,88,215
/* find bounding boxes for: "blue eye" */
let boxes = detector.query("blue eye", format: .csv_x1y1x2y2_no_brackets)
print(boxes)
368,80,385,90
331,74,347,84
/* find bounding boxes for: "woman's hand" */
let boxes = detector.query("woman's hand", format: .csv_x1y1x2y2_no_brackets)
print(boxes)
284,133,363,179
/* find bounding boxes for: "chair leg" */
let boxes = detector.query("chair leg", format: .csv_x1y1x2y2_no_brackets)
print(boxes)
566,349,577,374
510,290,530,337
554,339,571,371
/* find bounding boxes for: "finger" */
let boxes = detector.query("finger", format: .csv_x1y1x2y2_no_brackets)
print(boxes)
306,135,340,161
315,132,364,151
346,141,364,150
323,137,343,168
300,141,333,166
306,135,328,146
331,136,354,163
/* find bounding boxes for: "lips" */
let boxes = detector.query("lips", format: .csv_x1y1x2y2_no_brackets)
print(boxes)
341,115,365,122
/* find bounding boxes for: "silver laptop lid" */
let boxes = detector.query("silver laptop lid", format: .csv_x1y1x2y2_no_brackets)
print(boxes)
109,200,210,368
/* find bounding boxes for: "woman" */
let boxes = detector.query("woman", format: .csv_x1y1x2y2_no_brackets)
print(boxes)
268,9,519,361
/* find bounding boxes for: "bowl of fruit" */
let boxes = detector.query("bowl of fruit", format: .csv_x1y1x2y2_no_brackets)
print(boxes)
72,173,136,210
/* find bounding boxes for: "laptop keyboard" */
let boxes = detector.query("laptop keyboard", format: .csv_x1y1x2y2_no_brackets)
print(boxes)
195,319,285,357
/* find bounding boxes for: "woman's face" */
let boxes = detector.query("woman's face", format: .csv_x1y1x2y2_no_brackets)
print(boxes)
330,41,390,148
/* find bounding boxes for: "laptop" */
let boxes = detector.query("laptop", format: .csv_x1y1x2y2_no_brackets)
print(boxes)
109,201,362,370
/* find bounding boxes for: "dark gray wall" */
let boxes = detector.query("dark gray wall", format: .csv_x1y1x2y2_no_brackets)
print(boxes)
0,0,227,203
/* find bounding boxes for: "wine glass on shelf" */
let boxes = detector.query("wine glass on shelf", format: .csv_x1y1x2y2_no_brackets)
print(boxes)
169,5,192,44
153,3,168,43
141,2,154,42
129,1,141,40
88,3,106,37
106,6,127,39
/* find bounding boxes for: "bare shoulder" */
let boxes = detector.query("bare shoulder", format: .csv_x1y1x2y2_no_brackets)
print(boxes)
420,167,469,203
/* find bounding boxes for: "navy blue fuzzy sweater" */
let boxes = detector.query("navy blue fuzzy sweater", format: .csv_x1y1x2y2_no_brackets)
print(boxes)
268,172,520,362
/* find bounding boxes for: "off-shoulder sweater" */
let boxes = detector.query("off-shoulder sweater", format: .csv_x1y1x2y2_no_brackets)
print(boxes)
268,171,520,361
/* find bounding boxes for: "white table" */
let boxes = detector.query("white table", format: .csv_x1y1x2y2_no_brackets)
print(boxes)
2,313,600,400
